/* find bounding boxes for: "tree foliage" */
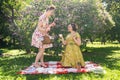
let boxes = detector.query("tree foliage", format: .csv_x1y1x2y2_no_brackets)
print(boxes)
0,0,115,53
102,0,120,42
0,0,23,46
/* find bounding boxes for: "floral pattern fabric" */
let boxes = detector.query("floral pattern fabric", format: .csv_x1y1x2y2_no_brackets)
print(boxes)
31,14,52,48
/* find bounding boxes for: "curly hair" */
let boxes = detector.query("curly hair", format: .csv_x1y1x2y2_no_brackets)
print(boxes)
70,23,78,31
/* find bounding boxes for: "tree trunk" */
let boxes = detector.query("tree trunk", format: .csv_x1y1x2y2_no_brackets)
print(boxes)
10,6,17,46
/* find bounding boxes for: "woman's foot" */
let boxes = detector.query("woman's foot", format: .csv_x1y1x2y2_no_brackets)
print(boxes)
76,65,81,70
40,63,47,68
32,63,41,68
76,62,81,70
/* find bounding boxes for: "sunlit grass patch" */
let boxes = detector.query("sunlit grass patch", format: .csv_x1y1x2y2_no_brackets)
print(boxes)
0,48,26,56
3,50,25,56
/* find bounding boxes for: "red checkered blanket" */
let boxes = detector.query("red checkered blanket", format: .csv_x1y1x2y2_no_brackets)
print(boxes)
18,61,105,74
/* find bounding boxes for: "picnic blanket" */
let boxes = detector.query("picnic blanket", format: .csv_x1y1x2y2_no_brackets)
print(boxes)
18,61,105,74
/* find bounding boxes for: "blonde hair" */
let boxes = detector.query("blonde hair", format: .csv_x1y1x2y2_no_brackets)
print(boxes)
46,5,56,11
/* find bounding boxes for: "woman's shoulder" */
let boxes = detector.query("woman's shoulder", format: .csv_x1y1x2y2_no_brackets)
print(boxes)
75,32,81,37
39,14,46,21
75,32,80,35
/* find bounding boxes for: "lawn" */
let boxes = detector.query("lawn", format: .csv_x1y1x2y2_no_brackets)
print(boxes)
0,42,120,80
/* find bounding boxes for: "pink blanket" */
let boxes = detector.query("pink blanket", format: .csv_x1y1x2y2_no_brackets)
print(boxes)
18,61,105,74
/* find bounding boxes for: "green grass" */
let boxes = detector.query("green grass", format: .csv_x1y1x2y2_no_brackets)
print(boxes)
0,42,120,80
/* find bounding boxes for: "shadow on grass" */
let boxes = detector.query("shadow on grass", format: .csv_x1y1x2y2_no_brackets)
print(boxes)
24,72,104,80
0,55,62,80
83,46,120,70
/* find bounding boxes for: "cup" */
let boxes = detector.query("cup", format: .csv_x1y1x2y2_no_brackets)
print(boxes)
59,34,63,38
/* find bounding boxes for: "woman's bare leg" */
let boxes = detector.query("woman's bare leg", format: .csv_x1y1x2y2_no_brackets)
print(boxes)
40,49,47,67
34,48,45,67
40,53,44,64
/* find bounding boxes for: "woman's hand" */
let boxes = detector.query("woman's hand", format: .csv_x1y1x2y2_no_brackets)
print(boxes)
49,22,56,27
59,34,63,38
73,36,77,41
45,22,56,32
46,22,56,32
59,34,66,45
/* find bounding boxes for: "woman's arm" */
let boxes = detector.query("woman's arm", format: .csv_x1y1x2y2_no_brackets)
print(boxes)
61,37,67,45
46,22,56,32
59,34,67,45
73,36,81,46
46,18,57,32
38,21,46,33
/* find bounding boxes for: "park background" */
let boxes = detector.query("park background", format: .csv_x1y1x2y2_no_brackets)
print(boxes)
0,0,120,80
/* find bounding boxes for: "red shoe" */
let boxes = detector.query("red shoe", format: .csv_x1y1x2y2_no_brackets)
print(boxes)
32,63,41,68
40,63,47,68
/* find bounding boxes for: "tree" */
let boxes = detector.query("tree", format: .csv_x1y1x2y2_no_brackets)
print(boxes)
102,0,120,43
0,0,23,47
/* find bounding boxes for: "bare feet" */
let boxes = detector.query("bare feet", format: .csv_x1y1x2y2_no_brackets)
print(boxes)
32,63,41,68
76,65,81,70
77,62,81,70
40,63,47,68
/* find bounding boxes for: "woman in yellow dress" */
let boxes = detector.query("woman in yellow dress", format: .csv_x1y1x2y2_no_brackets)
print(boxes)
59,23,85,68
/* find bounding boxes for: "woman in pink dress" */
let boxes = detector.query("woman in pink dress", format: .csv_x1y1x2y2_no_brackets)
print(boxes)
31,5,56,67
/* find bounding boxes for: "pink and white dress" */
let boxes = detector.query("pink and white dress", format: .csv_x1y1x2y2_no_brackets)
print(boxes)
31,14,52,48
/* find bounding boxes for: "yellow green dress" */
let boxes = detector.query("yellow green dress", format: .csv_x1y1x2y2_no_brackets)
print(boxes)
61,32,85,68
